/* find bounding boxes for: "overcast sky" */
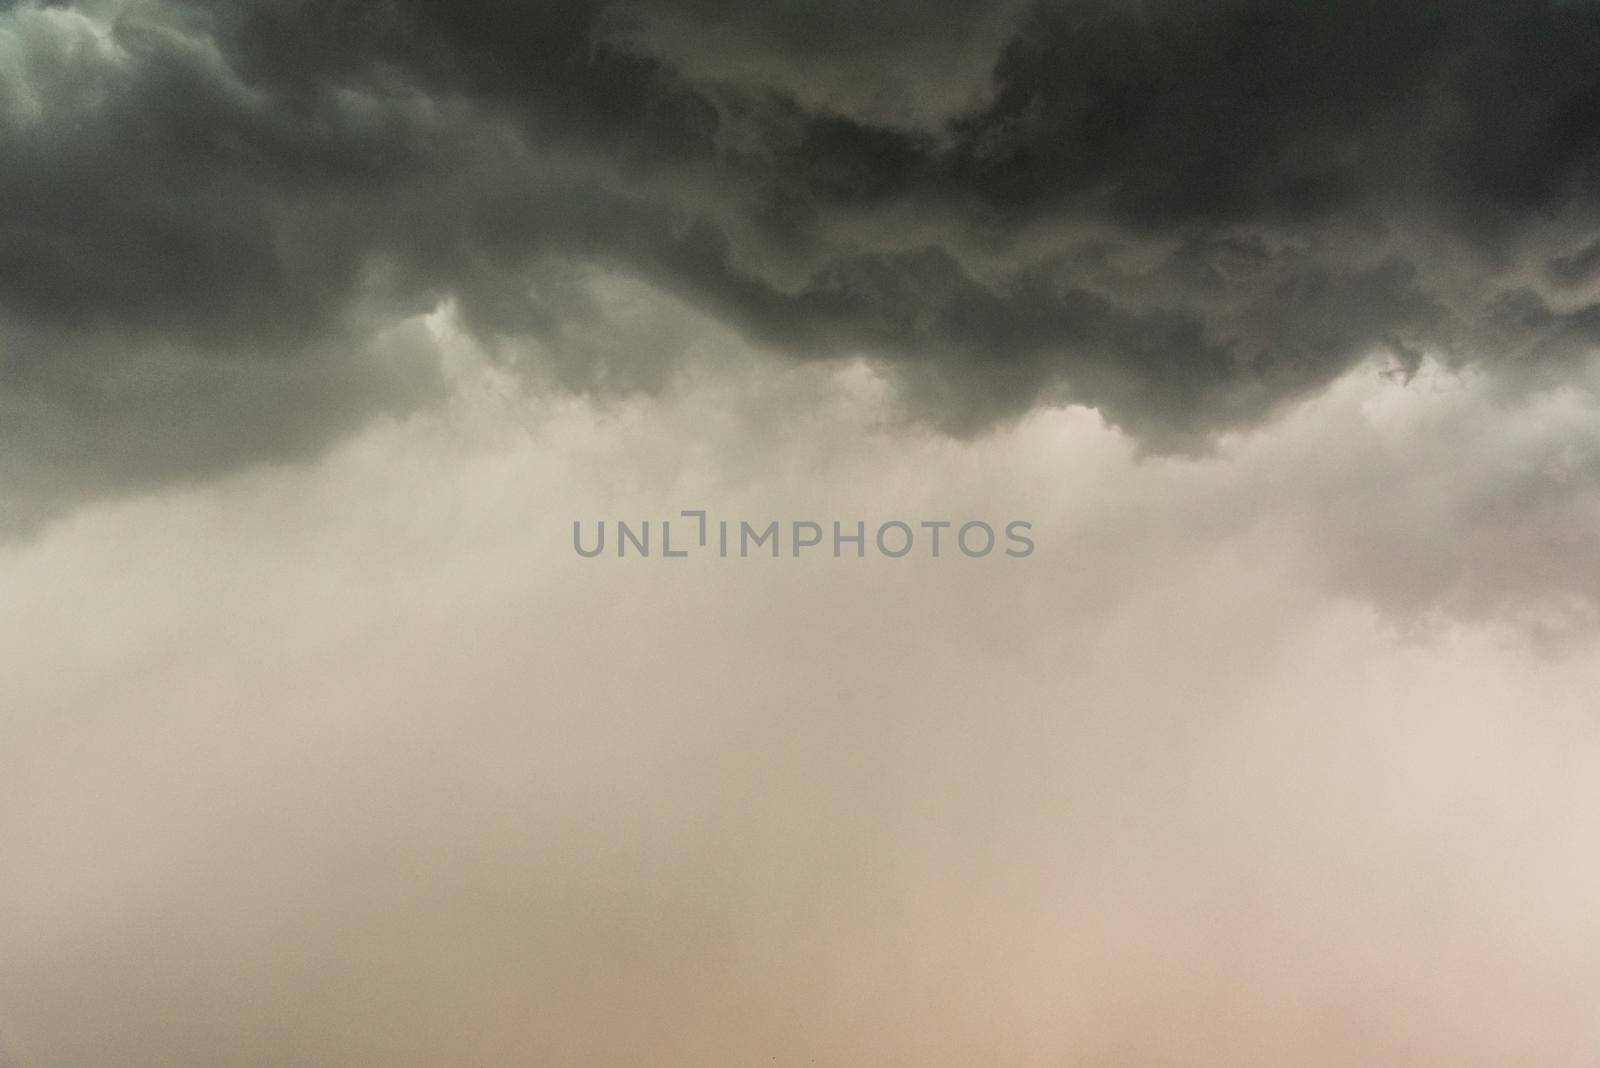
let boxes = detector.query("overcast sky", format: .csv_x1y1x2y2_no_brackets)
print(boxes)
4,2,1600,1064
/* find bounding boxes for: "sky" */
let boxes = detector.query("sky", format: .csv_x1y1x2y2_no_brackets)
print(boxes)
3,1,1600,1064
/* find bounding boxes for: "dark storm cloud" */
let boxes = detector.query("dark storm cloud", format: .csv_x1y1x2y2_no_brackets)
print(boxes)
1550,239,1600,287
5,0,1600,519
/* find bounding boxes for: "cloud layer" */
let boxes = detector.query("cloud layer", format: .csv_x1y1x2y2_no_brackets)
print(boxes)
6,9,1600,1063
6,0,1600,527
4,337,1600,1064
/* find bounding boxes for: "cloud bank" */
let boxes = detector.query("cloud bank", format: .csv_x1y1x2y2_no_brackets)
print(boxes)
6,6,1600,1064
6,0,1600,528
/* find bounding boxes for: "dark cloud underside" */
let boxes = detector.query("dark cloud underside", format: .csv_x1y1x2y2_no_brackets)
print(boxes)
4,0,1600,520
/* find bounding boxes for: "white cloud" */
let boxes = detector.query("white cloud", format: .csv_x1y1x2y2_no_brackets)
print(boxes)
3,319,1600,1064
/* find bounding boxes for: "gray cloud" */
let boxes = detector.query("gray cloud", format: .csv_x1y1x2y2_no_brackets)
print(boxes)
4,0,1600,521
11,8,1600,1062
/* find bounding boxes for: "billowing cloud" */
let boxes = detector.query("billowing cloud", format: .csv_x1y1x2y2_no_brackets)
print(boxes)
7,7,1600,1063
6,0,1600,528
